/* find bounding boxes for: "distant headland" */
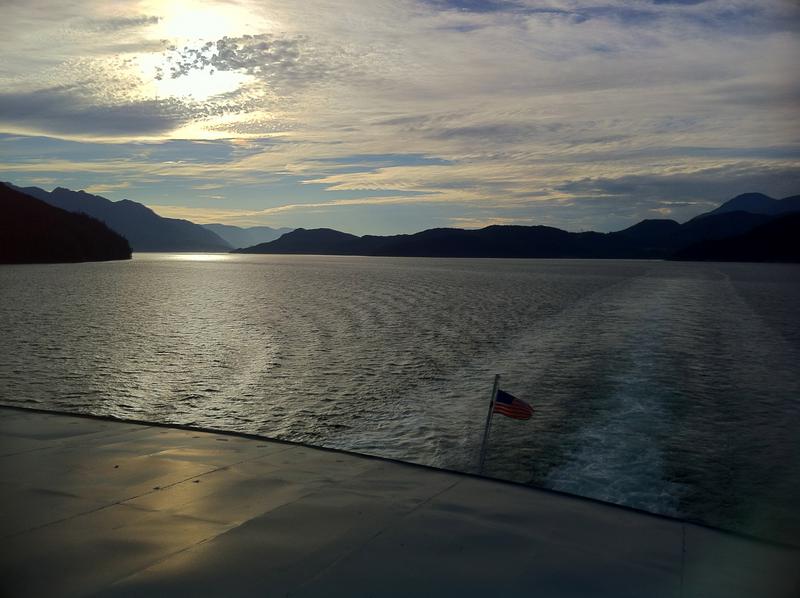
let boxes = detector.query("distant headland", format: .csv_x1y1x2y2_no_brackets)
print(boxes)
234,192,800,262
0,183,131,264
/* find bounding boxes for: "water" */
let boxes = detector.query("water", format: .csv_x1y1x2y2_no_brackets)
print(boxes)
1,254,799,544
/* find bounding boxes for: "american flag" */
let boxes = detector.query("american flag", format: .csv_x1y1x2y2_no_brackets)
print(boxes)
493,389,534,420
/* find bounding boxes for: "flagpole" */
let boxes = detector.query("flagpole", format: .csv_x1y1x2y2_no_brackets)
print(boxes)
478,373,500,475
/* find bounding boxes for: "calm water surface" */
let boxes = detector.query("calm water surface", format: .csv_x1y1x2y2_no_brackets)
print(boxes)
1,254,799,543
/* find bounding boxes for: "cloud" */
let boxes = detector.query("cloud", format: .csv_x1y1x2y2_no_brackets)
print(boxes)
556,162,800,204
447,215,522,228
83,181,132,194
164,34,335,88
84,15,160,32
0,0,797,232
0,87,191,138
423,1,529,13
147,203,267,225
146,192,437,226
653,0,707,5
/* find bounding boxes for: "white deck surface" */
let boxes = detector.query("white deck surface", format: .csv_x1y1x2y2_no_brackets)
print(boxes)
1,407,798,597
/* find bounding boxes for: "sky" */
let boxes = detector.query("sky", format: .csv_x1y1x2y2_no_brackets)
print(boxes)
0,0,798,234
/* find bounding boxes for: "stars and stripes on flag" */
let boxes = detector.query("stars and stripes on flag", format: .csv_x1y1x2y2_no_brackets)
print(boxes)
493,389,534,420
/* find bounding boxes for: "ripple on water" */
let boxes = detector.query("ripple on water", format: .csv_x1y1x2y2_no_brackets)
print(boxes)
0,256,799,544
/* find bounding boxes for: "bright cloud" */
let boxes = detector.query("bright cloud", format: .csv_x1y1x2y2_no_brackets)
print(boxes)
0,0,797,232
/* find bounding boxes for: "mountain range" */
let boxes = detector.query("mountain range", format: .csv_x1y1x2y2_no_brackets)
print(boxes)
235,193,800,262
695,192,800,219
672,213,800,263
3,183,799,262
6,184,232,252
3,183,297,252
1,183,131,264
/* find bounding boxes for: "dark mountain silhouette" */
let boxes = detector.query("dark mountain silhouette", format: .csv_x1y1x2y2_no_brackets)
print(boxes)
236,193,799,262
366,226,641,258
694,193,800,219
8,181,798,262
615,219,682,242
0,183,131,264
673,213,800,263
673,211,774,246
6,184,231,252
598,218,683,258
236,225,650,258
243,228,364,254
203,223,294,249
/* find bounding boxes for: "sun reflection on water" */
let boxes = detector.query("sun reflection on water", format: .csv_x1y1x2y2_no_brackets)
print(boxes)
166,253,233,262
171,253,233,262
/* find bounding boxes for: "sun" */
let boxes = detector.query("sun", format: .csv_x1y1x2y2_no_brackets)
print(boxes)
154,0,249,41
136,1,263,101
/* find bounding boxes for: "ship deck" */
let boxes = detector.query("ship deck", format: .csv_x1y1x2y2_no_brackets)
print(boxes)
1,406,797,597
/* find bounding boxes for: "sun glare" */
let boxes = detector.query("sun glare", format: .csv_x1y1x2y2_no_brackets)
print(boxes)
135,2,267,103
154,0,249,41
167,253,234,262
141,54,252,101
